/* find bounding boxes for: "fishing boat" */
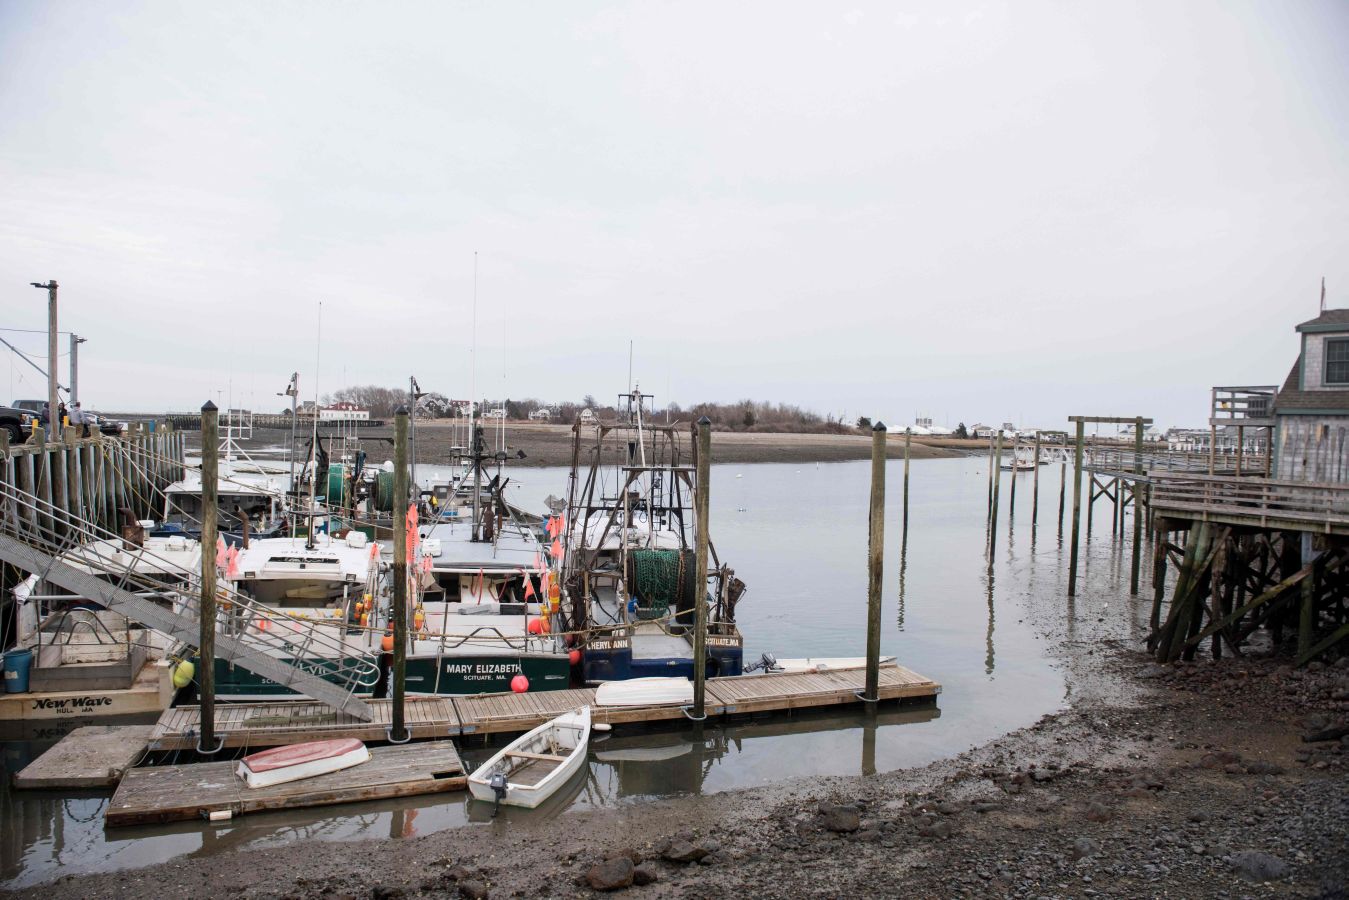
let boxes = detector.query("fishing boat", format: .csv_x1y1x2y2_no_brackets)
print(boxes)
237,737,370,789
155,410,291,545
397,422,570,695
999,447,1040,472
204,531,385,700
467,706,591,810
558,387,747,685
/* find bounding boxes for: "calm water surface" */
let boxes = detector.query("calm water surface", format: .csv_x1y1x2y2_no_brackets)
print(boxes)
1,456,1145,887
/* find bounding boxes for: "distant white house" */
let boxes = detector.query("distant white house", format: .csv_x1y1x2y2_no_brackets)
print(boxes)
578,407,598,424
319,403,370,422
970,423,996,439
485,408,506,420
528,408,552,421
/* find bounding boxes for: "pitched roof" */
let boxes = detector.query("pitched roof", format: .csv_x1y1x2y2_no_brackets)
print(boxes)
1275,356,1349,413
1295,309,1349,332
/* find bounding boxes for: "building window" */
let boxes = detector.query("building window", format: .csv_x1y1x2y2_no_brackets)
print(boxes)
1327,339,1349,385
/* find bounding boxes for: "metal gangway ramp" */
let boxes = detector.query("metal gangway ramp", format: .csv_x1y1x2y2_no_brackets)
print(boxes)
0,480,377,721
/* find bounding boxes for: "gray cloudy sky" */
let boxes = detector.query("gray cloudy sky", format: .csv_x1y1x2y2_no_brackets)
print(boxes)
2,1,1346,430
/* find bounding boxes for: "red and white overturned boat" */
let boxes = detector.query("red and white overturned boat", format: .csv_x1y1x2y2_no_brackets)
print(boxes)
237,738,370,789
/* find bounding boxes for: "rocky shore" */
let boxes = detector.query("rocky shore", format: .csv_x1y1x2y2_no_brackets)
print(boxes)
12,636,1346,899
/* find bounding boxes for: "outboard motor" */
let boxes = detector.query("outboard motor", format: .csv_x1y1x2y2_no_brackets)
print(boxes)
489,772,508,817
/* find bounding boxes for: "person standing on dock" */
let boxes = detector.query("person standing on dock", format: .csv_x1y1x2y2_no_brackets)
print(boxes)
69,401,89,437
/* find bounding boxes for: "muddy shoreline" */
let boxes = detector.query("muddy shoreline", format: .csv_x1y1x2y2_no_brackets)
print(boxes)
8,560,1346,897
227,423,971,469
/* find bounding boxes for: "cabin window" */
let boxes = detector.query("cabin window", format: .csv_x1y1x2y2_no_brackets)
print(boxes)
1326,339,1349,384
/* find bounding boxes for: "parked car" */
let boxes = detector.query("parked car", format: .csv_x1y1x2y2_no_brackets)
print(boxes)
0,405,34,443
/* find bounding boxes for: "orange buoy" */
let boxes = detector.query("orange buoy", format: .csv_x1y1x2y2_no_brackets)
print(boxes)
510,674,529,693
413,610,425,630
381,634,394,652
360,611,370,627
526,617,548,635
568,649,581,666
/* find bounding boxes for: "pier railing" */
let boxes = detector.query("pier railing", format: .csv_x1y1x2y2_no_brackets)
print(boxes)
1150,474,1349,535
1085,446,1270,478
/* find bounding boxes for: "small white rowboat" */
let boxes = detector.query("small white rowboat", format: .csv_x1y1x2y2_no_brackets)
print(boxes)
594,676,694,707
236,738,370,789
468,706,590,810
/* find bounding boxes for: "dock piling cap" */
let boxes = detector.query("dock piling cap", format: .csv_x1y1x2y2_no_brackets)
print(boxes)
873,421,886,432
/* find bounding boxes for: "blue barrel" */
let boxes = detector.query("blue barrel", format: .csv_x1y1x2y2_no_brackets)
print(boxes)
3,648,33,694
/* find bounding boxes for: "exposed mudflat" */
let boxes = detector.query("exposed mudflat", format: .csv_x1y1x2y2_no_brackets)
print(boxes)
9,576,1347,899
230,423,970,469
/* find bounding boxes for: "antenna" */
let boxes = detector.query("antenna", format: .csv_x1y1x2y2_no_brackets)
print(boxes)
628,340,634,395
306,301,323,549
471,252,478,435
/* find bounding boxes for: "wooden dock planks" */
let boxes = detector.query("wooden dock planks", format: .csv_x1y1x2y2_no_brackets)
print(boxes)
150,666,940,750
13,725,155,788
106,741,465,826
151,695,460,750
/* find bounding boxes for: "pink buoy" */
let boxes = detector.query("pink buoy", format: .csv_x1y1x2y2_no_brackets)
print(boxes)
568,649,581,666
510,674,529,693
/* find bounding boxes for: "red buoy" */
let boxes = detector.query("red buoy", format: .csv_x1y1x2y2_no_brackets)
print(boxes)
568,649,581,666
526,617,549,635
511,674,529,693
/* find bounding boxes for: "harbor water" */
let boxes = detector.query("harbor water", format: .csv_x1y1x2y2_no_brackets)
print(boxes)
1,456,1149,887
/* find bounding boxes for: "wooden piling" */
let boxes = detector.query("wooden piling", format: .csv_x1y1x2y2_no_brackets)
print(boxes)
986,432,995,510
1068,419,1085,596
692,416,712,718
989,431,1003,547
864,422,886,703
1149,527,1168,646
1058,460,1066,530
1299,553,1319,661
902,428,911,536
1008,437,1018,520
1031,432,1041,526
391,406,410,742
199,401,219,753
1130,417,1144,594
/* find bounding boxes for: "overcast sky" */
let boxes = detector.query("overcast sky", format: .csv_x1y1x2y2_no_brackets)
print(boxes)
2,1,1345,430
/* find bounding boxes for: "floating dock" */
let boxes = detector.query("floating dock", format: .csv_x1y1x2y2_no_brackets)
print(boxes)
148,666,940,750
13,724,155,788
105,740,465,826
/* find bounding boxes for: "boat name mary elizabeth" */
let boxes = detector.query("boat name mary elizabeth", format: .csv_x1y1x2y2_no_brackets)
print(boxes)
442,662,522,677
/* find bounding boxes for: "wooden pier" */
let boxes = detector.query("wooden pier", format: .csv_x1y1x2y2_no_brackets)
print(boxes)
105,741,465,826
148,666,941,751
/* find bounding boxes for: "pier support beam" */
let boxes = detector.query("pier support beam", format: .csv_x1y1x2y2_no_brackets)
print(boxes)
989,430,1003,550
1068,420,1085,596
864,422,886,703
199,401,219,753
692,416,712,719
1031,432,1041,527
1131,417,1144,595
902,428,911,537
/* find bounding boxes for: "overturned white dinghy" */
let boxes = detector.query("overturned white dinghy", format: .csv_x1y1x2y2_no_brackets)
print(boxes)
468,706,591,810
236,738,370,789
594,676,694,707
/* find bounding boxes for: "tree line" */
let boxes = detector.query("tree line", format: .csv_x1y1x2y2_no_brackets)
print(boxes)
320,386,860,433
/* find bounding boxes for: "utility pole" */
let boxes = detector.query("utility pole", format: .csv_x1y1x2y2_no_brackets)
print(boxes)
30,281,58,436
69,334,85,406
